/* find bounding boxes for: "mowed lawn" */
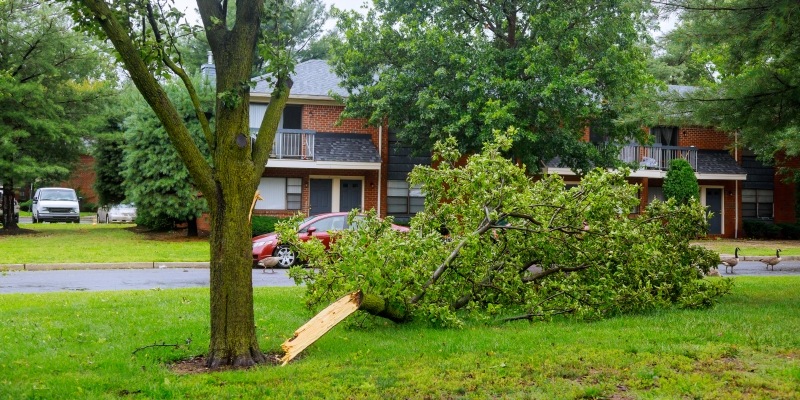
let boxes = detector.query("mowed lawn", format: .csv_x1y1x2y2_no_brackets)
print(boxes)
0,223,209,263
0,277,798,399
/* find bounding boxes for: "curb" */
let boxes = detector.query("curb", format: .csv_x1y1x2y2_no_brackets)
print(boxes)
1,262,210,271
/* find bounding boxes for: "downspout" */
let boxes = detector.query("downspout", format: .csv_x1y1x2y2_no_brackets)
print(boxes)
378,125,383,216
735,131,739,239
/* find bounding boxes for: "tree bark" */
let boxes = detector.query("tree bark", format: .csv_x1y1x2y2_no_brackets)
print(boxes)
1,181,19,230
77,0,286,368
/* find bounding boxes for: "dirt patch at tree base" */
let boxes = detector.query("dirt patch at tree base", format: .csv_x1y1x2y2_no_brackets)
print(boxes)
0,227,38,236
171,353,283,374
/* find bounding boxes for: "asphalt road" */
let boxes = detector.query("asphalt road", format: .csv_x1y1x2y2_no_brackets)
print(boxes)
0,268,296,294
1,260,798,294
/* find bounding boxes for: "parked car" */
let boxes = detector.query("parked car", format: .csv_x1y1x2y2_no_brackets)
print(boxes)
0,190,20,224
252,212,409,268
31,187,80,223
97,203,137,224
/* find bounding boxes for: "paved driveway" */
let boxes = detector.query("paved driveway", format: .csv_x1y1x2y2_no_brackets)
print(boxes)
717,260,800,276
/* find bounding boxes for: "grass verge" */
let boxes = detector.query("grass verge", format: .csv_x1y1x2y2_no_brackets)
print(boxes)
0,224,209,263
1,277,798,398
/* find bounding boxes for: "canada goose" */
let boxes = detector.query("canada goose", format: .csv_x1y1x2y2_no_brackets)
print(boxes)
259,256,280,273
760,249,782,271
720,247,741,274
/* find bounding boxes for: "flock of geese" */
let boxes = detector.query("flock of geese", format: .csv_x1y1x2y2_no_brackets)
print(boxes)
719,248,783,274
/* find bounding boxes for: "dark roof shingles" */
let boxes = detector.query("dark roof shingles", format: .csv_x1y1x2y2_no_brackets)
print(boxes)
314,133,380,163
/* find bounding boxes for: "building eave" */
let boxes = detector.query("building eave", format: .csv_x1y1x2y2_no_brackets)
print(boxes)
250,93,344,105
266,159,381,170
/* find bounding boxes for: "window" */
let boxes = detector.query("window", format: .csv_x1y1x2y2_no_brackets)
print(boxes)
257,177,302,210
648,186,664,203
742,189,773,219
650,126,678,146
249,104,303,135
387,180,425,214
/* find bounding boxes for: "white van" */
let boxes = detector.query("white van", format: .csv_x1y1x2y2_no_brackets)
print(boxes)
32,187,81,223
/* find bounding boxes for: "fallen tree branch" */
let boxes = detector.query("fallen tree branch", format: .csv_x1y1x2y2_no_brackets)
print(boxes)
132,342,180,355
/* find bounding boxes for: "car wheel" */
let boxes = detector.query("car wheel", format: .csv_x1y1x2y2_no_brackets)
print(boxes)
32,213,38,223
274,245,296,268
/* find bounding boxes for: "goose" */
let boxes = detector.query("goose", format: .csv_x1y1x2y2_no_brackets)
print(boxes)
720,247,741,274
760,249,782,271
259,256,280,274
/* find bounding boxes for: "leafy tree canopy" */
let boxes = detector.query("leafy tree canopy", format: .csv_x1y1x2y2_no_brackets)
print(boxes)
659,0,800,176
0,0,114,229
288,131,731,327
329,0,658,173
122,77,213,231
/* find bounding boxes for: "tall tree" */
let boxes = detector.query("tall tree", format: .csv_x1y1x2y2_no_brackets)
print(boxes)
329,0,657,173
122,76,213,234
65,0,299,367
659,0,800,176
0,0,111,230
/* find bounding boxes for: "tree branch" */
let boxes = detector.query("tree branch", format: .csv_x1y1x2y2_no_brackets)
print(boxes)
145,1,214,149
79,0,216,197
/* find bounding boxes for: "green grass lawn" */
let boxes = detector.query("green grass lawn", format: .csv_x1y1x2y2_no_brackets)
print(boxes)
0,277,798,399
0,223,209,263
693,238,800,257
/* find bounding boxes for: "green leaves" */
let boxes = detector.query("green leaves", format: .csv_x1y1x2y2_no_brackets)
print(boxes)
291,133,731,327
331,0,656,173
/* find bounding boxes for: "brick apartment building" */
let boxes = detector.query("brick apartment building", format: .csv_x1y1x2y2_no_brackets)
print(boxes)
544,87,797,238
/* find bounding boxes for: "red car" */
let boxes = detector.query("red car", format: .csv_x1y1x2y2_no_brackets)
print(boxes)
252,212,409,268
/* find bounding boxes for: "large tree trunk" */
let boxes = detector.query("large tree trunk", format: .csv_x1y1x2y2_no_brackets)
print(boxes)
205,35,264,367
206,179,263,367
1,181,19,230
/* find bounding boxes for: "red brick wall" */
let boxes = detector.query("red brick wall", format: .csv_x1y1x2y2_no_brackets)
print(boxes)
678,126,733,150
60,154,98,206
774,154,799,223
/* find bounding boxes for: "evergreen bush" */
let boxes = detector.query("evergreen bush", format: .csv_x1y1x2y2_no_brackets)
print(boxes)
663,159,700,204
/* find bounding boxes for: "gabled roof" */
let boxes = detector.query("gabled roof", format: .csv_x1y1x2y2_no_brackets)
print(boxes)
252,59,348,99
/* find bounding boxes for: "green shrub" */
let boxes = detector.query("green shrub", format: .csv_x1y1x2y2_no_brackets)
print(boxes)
663,159,699,204
744,219,781,239
777,223,800,239
19,199,32,212
252,216,283,236
80,202,98,213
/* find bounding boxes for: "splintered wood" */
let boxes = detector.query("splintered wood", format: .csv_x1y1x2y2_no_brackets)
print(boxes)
280,290,363,366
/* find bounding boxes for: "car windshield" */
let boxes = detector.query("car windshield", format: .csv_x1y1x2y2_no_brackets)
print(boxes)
113,204,135,210
39,189,77,201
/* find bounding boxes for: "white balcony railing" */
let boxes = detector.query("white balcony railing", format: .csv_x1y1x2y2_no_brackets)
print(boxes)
270,129,315,160
620,145,698,171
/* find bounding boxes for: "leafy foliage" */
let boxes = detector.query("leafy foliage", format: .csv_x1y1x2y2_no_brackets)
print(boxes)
289,131,731,327
122,77,213,230
663,159,699,204
0,0,114,229
660,1,800,178
329,0,657,173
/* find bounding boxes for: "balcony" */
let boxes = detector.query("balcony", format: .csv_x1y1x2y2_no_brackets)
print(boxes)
619,145,698,171
270,129,315,160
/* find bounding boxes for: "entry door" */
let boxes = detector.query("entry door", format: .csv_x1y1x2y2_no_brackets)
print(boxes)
339,180,362,213
309,179,332,215
705,188,723,234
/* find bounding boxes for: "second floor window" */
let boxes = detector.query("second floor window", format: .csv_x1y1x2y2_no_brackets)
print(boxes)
650,126,678,146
